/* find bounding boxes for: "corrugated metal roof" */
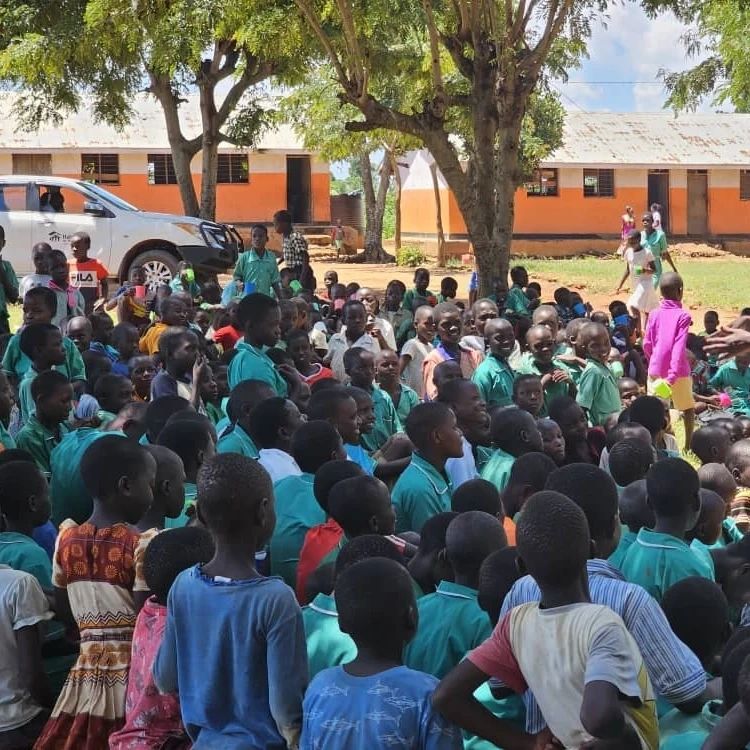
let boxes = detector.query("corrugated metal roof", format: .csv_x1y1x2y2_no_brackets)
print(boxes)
0,92,307,153
543,112,750,168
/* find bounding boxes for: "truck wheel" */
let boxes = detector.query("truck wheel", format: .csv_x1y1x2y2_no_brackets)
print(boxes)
131,249,179,288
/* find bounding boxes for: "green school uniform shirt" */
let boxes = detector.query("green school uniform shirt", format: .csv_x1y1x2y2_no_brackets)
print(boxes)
514,358,571,417
390,384,420,426
504,285,530,317
576,359,622,427
475,445,494,474
404,581,492,679
270,473,326,587
360,386,402,454
17,368,38,424
479,448,515,493
16,415,71,475
216,423,259,459
227,341,288,396
0,532,52,589
465,684,526,750
471,354,515,409
233,248,281,298
97,410,117,429
2,335,85,383
659,699,723,750
392,453,453,533
0,261,18,322
709,359,750,416
608,527,638,571
401,287,434,312
708,517,744,549
689,539,716,579
0,422,14,451
165,482,197,530
620,528,715,602
559,359,585,387
49,427,108,525
302,592,357,679
204,401,225,426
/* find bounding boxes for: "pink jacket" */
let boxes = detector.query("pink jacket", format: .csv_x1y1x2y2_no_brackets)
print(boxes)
643,299,692,383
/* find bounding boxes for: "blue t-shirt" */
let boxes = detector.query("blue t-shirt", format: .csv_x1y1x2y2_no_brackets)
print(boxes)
154,565,308,749
301,665,463,750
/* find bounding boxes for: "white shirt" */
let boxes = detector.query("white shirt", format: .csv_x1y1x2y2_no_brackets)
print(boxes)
326,332,380,382
0,566,52,731
445,436,478,490
258,449,302,485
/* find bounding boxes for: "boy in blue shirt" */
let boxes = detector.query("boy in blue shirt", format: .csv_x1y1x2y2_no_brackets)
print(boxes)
0,461,52,590
301,556,463,750
405,511,505,679
154,453,308,748
392,402,464,533
620,458,713,600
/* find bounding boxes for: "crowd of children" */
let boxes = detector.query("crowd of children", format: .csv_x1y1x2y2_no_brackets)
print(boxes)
5,217,750,749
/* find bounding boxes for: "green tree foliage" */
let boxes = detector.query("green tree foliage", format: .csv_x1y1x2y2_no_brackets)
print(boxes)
644,0,750,112
293,0,588,292
0,0,299,219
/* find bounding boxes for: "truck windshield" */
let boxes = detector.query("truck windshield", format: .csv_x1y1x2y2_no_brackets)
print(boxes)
78,182,139,212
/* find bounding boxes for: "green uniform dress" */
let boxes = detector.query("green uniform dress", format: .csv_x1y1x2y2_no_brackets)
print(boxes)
270,472,326,587
641,229,668,287
479,448,515,493
16,415,71,476
233,248,281,298
514,358,572,418
619,528,715,602
402,287,434,312
2,335,85,383
227,341,288,395
504,285,531,318
392,453,453,533
709,359,750,416
360,386,402,454
471,354,515,409
216,423,259,459
391,384,420,426
302,593,357,679
576,359,622,427
404,581,492,679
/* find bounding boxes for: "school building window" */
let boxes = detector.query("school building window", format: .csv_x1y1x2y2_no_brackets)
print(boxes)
81,154,120,185
741,170,750,201
525,168,558,197
147,154,178,185
217,154,249,184
583,168,615,197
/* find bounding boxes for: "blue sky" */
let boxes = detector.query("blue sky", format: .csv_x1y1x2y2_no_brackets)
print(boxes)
554,3,706,112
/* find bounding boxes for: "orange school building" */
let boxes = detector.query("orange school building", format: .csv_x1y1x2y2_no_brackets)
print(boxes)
401,112,750,255
0,94,330,226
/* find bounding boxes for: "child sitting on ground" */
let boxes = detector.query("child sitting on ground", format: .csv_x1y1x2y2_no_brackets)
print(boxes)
688,490,727,571
128,354,156,402
35,437,156,748
548,395,606,465
405,511,506,679
607,437,654,488
216,380,274,458
139,296,189,356
512,374,544,418
724,440,750,533
286,328,334,387
480,408,543,492
0,461,53,590
270,421,345,588
407,512,457,597
296,460,365,603
154,453,308,748
300,556,463,750
109,526,215,750
698,463,743,546
392,402,464,533
135,445,187,532
16,371,73,474
399,306,435,398
248,397,305,484
471,318,516,409
499,452,558,525
691,424,733,466
451,477,516,544
110,322,139,377
576,321,622,427
620,458,713,600
151,328,206,410
608,479,655,571
537,417,565,465
17,323,68,424
94,373,134,428
434,491,658,749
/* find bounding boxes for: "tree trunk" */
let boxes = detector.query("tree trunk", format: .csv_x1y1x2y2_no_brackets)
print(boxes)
359,151,395,263
429,161,446,266
390,151,402,250
199,82,219,221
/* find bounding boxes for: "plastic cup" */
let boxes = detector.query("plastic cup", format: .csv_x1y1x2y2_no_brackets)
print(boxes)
134,285,146,298
651,379,672,400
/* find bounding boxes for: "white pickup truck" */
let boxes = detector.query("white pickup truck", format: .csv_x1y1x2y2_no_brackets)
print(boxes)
0,175,239,285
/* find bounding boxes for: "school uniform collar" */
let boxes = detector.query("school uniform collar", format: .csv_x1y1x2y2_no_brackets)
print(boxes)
235,341,267,357
308,592,338,617
634,527,691,552
410,453,452,495
435,580,478,600
248,248,273,262
586,558,625,581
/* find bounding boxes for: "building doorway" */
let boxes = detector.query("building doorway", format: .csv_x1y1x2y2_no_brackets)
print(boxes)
687,170,708,236
286,156,311,224
647,170,670,232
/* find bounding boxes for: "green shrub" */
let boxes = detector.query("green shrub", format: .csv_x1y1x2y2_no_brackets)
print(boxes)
396,245,427,267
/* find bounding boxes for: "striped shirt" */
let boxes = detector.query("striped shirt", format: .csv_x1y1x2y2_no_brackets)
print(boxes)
498,558,705,733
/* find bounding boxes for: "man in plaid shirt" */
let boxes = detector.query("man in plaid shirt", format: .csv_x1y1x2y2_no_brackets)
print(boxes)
273,209,308,274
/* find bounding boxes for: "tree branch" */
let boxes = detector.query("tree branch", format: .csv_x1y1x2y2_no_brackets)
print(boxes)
440,33,474,80
422,0,446,109
334,0,367,97
215,54,275,126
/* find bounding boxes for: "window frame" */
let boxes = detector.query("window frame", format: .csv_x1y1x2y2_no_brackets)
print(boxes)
80,153,120,185
583,168,615,198
740,170,750,201
146,153,178,185
524,167,558,197
217,153,250,185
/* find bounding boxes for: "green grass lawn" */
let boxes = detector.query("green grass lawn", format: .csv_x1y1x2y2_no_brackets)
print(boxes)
518,255,750,315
